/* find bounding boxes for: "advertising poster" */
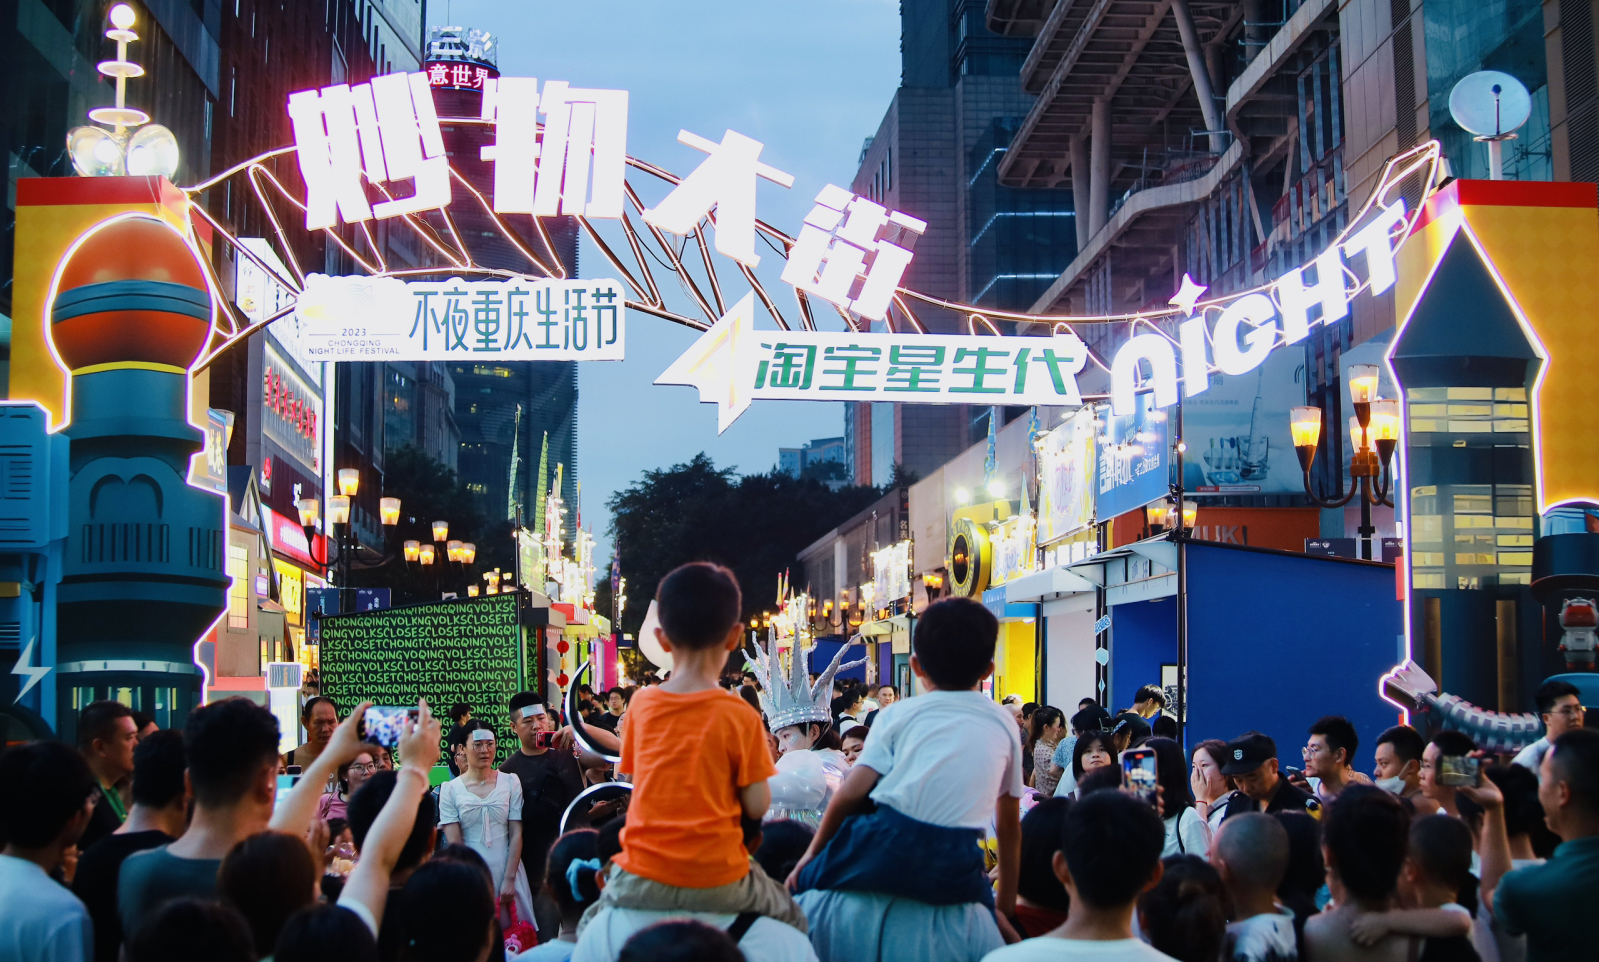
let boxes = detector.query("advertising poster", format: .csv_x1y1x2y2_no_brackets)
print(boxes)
1097,393,1170,521
1038,406,1096,544
1181,348,1306,496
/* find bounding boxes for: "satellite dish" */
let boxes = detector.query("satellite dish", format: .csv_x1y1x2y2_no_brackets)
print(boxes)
1448,71,1532,138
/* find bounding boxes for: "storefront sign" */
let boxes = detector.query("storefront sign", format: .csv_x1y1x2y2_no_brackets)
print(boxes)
1181,349,1303,495
262,345,321,472
659,294,1090,432
293,275,624,362
871,541,911,604
988,512,1038,588
274,559,304,624
263,506,321,570
1037,407,1096,543
1096,394,1171,521
192,408,234,494
318,595,524,749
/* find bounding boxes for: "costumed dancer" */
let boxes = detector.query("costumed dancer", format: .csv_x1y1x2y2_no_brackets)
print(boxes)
743,629,864,827
786,597,1025,962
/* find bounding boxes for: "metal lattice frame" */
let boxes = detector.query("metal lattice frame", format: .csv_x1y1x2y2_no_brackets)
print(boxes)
182,125,1440,386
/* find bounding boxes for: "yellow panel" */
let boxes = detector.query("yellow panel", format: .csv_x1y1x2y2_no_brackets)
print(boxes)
993,620,1037,703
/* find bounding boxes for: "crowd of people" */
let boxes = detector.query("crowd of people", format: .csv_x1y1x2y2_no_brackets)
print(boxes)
1,562,1595,962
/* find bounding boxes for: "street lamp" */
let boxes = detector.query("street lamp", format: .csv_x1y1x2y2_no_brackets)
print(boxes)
297,468,401,613
1290,368,1397,560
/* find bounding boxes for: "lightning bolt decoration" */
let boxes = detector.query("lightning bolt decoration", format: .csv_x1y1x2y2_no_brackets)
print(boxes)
12,637,49,704
654,293,758,433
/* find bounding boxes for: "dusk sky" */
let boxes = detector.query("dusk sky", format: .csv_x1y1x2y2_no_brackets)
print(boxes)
428,0,903,564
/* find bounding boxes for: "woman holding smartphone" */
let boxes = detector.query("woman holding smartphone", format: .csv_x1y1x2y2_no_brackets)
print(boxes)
439,719,535,927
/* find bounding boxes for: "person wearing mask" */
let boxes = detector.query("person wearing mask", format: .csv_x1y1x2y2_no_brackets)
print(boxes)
1512,680,1583,773
1138,855,1228,962
0,741,98,962
76,700,139,851
1147,737,1210,857
516,830,603,961
501,691,584,936
1211,813,1297,962
1190,739,1237,836
1298,715,1368,802
1302,786,1412,959
284,695,339,770
1472,728,1599,962
442,719,536,930
74,729,190,962
317,746,378,822
1219,733,1317,822
1420,731,1477,820
982,790,1177,962
1028,707,1067,798
119,695,372,929
1373,725,1440,816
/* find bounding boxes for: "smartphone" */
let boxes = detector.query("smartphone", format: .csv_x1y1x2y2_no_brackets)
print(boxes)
362,706,415,750
1283,766,1305,779
1438,754,1481,787
534,731,556,750
1123,748,1159,807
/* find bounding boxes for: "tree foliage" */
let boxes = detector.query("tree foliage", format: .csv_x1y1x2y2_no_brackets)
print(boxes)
599,453,883,636
351,445,514,605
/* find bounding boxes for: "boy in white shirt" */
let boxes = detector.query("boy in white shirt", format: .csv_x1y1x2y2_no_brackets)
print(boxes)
982,790,1177,961
787,597,1024,961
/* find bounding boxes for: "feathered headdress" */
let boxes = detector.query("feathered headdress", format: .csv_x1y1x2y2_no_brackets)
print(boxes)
744,631,865,733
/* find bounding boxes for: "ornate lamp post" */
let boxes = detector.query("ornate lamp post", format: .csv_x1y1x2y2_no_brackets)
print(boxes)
1290,364,1400,560
296,469,400,612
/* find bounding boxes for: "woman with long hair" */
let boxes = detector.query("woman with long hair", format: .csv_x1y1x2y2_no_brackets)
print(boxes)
1026,707,1067,797
439,720,535,930
1070,731,1115,796
1189,739,1235,836
1146,737,1210,857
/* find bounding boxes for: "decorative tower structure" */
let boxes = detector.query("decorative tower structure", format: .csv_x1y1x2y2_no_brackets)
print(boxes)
50,216,228,742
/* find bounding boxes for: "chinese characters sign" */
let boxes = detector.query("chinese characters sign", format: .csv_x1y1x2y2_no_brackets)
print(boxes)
780,184,925,321
293,275,625,362
1037,406,1097,544
262,345,320,473
1095,392,1171,521
481,77,628,218
657,294,1088,432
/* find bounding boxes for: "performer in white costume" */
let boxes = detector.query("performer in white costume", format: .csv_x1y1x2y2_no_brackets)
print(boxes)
744,628,864,828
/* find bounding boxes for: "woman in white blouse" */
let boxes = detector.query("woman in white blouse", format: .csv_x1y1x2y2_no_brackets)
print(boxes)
439,721,535,926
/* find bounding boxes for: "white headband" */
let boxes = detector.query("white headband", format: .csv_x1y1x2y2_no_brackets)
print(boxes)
520,705,547,719
470,729,495,742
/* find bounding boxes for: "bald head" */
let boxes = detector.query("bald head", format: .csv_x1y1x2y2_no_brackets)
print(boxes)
1214,813,1289,892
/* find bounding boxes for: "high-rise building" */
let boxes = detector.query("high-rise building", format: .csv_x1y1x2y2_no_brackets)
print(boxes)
423,28,581,534
843,0,1079,487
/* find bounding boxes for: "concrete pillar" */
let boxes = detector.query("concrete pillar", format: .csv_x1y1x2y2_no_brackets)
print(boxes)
1071,134,1092,250
1242,0,1267,55
1171,0,1225,152
1089,99,1111,237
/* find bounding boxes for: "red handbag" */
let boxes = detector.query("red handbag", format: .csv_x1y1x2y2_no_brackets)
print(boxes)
502,903,538,955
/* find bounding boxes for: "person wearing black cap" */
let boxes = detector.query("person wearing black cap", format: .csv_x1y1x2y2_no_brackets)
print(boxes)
1219,732,1319,822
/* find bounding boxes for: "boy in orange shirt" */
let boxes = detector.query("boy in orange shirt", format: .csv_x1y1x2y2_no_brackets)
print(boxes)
585,562,806,930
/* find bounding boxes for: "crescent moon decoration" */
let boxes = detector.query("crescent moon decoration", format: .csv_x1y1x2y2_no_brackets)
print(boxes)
565,658,621,764
560,781,633,836
179,119,1440,389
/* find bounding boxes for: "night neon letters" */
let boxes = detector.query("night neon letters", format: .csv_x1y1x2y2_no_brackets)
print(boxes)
1108,200,1408,416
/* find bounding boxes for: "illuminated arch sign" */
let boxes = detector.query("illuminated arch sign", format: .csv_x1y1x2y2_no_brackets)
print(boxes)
1108,199,1408,417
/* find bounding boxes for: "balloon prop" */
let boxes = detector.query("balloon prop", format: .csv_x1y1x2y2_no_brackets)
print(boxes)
636,600,672,672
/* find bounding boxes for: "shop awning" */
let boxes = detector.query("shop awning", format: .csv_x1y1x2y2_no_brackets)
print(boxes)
1003,566,1096,603
1066,535,1178,605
